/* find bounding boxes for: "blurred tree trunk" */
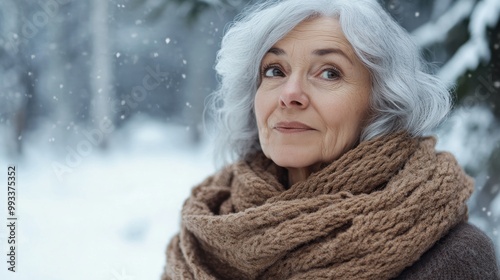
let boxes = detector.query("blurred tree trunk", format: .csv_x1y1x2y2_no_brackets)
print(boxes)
43,2,72,148
89,0,114,148
181,39,209,143
181,12,217,143
0,0,30,156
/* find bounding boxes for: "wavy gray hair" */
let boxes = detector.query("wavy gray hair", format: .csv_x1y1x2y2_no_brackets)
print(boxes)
207,0,451,163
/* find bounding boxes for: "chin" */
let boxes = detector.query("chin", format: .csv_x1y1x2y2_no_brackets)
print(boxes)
267,151,318,169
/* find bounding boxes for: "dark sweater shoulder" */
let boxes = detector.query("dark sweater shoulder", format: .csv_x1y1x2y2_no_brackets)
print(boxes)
395,222,500,280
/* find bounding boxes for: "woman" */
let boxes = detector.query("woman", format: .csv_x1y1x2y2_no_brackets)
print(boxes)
163,0,500,279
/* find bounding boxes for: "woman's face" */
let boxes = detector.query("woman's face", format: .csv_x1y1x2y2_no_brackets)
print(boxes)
255,16,372,173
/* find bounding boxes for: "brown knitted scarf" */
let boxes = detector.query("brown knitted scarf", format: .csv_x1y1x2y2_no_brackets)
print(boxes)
163,133,474,280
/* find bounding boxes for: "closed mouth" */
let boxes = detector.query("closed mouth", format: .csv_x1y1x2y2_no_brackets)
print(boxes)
273,121,314,133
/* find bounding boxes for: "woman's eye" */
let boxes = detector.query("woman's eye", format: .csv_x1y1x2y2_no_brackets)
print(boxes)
321,69,341,80
263,67,284,77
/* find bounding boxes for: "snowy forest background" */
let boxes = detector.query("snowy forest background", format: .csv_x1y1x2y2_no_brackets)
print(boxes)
0,0,499,279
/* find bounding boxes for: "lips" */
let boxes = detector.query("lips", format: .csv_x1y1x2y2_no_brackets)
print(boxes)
273,121,314,133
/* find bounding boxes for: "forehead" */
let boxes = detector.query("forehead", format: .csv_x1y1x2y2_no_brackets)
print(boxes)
272,16,354,54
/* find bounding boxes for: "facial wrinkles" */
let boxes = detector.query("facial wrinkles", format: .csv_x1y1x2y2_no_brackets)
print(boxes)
268,43,365,97
275,38,353,69
319,109,346,160
283,22,355,61
255,17,372,177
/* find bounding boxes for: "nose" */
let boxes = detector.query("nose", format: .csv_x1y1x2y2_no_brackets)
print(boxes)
279,76,309,109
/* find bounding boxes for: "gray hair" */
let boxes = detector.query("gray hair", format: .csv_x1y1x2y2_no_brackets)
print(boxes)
207,0,451,163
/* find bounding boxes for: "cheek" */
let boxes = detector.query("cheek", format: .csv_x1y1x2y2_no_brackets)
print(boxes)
254,91,264,126
254,91,271,139
254,92,273,156
321,96,369,153
254,90,274,126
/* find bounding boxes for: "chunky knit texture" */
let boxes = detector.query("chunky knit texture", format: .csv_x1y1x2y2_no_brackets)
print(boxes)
163,133,475,279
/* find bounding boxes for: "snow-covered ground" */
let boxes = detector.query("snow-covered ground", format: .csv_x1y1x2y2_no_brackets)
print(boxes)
0,116,215,280
0,107,498,280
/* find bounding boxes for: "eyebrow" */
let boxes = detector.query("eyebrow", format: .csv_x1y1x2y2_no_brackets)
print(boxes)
267,47,286,55
266,47,353,65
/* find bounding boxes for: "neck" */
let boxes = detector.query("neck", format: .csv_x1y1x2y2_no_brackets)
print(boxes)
287,163,322,187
